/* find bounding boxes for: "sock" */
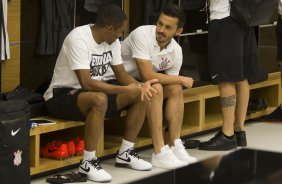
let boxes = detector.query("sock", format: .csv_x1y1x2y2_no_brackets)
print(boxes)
119,139,134,154
83,150,96,161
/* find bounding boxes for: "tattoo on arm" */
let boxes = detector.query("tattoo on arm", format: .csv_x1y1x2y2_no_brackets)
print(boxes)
220,95,236,108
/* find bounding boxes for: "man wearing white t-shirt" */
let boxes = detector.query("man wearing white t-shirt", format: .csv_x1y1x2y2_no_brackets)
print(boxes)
199,0,260,150
120,3,197,169
44,4,157,183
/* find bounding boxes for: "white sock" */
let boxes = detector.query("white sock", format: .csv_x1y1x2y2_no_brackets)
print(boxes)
83,150,96,161
119,139,134,154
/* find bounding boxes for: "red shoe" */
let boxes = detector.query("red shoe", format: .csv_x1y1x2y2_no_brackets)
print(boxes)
40,141,69,160
66,141,75,157
74,138,84,156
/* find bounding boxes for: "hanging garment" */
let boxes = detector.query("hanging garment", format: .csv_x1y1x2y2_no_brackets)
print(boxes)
144,0,174,25
0,0,10,61
36,0,75,55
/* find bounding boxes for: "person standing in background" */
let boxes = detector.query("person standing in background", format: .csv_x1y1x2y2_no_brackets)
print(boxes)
199,0,261,151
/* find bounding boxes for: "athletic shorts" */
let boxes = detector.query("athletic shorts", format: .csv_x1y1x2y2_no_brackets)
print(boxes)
208,16,262,84
276,16,282,61
45,87,119,121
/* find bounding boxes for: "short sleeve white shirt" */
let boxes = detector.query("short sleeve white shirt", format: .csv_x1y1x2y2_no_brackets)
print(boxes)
117,25,183,80
209,0,230,20
44,25,123,100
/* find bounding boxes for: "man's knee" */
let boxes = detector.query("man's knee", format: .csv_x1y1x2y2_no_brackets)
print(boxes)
88,92,108,112
165,84,183,98
151,83,163,99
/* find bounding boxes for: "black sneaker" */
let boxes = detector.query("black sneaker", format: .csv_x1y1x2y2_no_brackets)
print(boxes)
199,131,237,151
235,131,247,147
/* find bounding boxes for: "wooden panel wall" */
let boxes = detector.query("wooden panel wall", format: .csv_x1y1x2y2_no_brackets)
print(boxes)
1,0,21,92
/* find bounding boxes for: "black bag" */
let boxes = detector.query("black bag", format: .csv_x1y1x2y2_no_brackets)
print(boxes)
180,0,206,10
0,100,30,184
230,0,277,26
3,85,47,118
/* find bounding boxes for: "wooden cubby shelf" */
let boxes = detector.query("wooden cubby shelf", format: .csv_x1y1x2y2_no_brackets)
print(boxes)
29,72,281,175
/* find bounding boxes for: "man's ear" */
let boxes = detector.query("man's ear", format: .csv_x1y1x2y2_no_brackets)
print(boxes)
175,27,183,36
107,26,113,32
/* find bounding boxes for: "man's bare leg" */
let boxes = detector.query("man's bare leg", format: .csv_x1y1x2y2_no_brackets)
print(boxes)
163,84,183,146
146,83,165,154
234,80,249,131
219,82,236,136
77,92,108,151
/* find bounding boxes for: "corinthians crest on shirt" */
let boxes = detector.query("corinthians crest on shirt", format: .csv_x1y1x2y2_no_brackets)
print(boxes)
90,51,112,77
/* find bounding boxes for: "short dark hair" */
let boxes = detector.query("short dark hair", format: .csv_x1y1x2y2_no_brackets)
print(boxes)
95,4,127,29
161,3,186,28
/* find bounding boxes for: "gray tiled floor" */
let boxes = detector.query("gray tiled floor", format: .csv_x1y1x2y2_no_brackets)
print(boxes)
31,121,282,184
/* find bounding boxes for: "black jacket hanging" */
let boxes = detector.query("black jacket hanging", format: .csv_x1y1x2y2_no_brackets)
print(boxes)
36,0,75,55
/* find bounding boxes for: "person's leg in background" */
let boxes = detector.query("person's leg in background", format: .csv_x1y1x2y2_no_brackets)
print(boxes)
234,80,249,146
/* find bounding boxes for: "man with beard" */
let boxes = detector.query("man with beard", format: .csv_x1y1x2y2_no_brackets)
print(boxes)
112,3,197,169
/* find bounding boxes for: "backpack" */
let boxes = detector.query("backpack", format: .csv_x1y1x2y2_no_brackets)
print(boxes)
0,100,30,184
230,0,277,26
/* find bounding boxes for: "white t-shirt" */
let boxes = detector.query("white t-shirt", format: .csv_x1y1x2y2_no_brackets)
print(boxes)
44,25,123,101
106,25,182,80
279,0,282,16
1,0,10,60
209,0,230,20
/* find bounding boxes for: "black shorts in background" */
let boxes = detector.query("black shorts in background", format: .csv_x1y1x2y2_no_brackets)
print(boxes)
45,88,119,121
208,16,263,84
276,16,282,61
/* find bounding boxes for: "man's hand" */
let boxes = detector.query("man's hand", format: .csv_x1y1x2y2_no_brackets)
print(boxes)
140,79,158,101
180,76,194,89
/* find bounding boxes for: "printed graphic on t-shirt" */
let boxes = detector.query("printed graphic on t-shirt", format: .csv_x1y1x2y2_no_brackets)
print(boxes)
90,51,112,77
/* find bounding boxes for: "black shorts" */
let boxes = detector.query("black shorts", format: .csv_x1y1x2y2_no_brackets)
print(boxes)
208,16,262,84
45,87,119,121
276,16,282,61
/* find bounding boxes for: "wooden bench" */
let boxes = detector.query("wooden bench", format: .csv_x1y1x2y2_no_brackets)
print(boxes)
29,72,281,175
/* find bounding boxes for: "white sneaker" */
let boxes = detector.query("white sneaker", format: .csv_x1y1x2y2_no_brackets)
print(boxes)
152,145,187,169
171,139,197,164
115,149,152,171
79,158,112,182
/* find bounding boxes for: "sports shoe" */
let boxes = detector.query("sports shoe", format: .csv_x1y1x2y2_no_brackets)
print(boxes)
171,139,197,164
40,141,68,160
235,131,247,147
74,137,84,156
79,158,112,182
115,149,152,171
66,141,76,157
199,131,237,151
152,145,187,169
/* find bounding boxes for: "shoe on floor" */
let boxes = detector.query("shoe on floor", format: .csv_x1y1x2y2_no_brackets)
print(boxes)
152,145,187,169
199,131,237,151
115,149,152,171
171,139,197,164
79,158,112,182
235,131,247,147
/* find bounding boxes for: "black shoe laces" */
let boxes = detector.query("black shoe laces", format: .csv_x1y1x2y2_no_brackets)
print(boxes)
88,159,102,170
128,149,140,159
